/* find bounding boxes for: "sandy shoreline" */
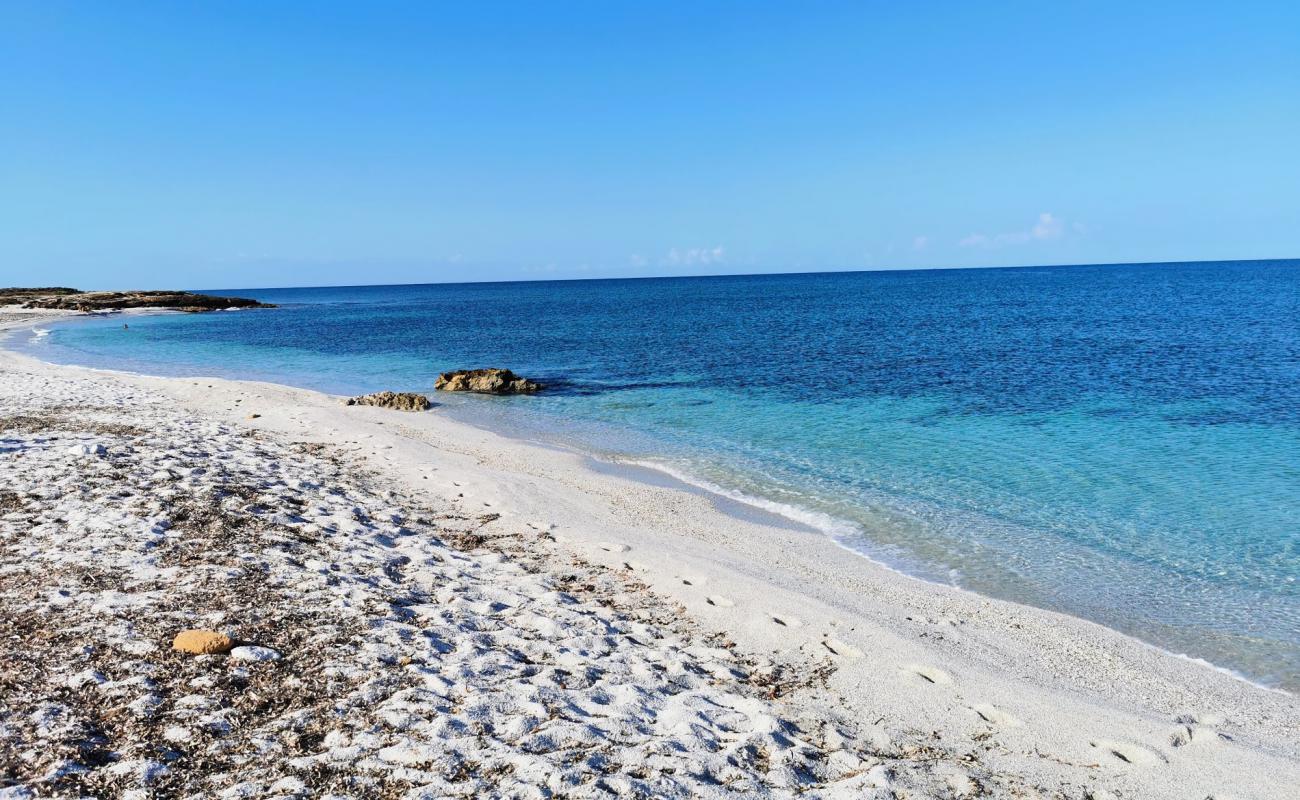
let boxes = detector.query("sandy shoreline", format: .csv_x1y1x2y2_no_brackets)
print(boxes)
2,310,1297,798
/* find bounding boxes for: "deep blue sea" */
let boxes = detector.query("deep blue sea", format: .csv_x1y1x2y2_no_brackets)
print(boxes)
13,260,1300,690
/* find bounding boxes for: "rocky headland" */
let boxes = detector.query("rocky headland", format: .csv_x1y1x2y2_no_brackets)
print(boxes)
0,287,274,313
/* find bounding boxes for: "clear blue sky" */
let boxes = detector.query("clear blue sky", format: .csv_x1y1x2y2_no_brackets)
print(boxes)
2,1,1297,289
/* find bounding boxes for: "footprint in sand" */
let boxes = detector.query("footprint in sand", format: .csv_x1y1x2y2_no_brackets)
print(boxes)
903,664,953,685
1168,714,1224,748
821,638,864,658
598,542,630,553
1089,738,1167,765
769,613,803,628
677,574,706,587
706,595,735,608
971,703,1022,728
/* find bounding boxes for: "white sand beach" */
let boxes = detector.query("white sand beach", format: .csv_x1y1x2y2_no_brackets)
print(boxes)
1,310,1297,799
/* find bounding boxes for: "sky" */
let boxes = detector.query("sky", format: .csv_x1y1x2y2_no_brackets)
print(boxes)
1,1,1298,289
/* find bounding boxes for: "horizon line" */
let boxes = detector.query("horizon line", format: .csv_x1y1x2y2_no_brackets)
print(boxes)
180,255,1300,294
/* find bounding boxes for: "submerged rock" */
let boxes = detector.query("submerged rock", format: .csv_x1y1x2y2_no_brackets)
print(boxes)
435,369,542,395
345,391,432,411
172,630,234,655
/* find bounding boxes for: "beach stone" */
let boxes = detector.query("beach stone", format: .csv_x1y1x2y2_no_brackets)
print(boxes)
435,368,542,395
230,645,281,662
345,391,431,411
172,629,234,655
65,669,107,689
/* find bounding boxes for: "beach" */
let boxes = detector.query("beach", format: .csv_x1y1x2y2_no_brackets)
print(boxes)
2,309,1297,799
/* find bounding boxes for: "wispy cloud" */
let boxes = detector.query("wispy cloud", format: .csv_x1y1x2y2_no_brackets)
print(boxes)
912,235,929,251
959,212,1071,248
664,246,725,266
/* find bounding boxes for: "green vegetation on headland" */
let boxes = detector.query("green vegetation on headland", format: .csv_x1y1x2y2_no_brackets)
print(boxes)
0,287,274,312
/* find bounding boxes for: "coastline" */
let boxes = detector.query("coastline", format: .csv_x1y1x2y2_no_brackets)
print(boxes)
13,309,1294,695
2,309,1297,797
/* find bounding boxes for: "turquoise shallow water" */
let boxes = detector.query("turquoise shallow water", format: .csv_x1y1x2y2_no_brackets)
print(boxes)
12,261,1300,689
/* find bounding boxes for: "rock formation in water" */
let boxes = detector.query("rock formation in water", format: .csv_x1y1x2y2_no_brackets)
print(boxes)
345,391,432,411
435,368,542,395
0,287,274,312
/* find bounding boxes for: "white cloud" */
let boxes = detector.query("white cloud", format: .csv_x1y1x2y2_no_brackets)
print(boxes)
912,235,929,251
664,246,725,266
959,212,1071,248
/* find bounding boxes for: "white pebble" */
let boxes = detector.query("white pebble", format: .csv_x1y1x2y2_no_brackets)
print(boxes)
64,669,107,689
230,645,281,662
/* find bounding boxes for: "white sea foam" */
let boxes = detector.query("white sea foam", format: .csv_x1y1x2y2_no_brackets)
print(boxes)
613,457,947,584
118,307,184,316
1158,648,1293,695
621,457,861,540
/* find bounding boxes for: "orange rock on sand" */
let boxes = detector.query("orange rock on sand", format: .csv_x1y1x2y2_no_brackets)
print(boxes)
173,629,234,655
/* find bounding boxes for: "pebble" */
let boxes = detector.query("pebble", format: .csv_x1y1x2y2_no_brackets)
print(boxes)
229,645,281,662
64,669,107,689
173,629,234,655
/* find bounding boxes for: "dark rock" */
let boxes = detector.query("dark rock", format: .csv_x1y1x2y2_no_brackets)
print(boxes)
435,369,542,395
345,391,432,412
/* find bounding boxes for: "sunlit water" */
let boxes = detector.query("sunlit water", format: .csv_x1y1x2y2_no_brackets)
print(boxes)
12,261,1300,689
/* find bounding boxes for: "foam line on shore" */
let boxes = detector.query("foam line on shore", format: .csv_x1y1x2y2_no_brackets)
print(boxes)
613,455,958,582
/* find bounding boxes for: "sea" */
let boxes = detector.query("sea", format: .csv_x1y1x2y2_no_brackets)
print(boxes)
11,259,1299,690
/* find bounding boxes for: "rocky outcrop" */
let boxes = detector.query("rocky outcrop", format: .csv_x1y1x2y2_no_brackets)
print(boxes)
345,391,432,411
435,369,542,395
0,288,274,312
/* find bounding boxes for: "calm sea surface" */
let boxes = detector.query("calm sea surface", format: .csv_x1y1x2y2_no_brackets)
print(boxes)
13,261,1300,689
